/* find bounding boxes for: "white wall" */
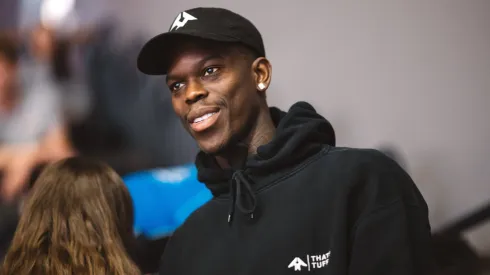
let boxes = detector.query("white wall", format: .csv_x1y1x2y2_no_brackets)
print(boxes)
111,0,490,253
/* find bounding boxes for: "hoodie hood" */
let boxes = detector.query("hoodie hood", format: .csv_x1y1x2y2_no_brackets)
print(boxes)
195,101,335,223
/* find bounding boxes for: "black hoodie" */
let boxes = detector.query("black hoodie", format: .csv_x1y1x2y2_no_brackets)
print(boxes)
159,102,432,275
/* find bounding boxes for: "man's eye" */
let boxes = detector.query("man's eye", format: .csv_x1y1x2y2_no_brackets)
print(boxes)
170,82,184,92
203,67,219,76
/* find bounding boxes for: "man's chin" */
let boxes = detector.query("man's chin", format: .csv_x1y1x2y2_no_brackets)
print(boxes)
198,145,224,156
197,139,228,156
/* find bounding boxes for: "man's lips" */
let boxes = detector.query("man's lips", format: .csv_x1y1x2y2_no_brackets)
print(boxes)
187,107,221,132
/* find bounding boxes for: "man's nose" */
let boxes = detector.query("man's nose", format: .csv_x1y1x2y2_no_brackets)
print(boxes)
185,81,208,105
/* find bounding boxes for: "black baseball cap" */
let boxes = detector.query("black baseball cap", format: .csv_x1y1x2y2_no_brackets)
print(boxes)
137,7,265,75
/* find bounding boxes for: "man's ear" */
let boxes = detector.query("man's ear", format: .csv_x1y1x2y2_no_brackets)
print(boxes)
252,57,272,93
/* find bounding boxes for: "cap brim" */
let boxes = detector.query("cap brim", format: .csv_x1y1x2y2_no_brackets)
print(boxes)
137,31,240,75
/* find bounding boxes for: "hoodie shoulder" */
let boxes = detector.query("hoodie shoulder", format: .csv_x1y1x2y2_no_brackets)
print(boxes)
324,147,404,177
326,147,390,163
317,147,425,209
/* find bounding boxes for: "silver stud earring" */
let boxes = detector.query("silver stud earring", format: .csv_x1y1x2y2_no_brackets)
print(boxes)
258,83,266,90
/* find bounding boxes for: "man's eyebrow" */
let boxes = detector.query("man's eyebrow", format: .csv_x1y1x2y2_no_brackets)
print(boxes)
166,54,225,83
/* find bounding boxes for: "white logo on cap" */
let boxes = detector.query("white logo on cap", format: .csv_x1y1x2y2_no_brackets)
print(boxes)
170,11,197,31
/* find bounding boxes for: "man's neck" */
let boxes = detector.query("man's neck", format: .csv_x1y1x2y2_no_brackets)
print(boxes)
215,109,276,169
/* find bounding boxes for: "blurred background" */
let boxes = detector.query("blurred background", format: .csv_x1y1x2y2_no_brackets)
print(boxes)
1,0,489,274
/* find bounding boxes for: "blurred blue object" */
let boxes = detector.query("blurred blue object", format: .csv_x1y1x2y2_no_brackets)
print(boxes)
124,164,212,239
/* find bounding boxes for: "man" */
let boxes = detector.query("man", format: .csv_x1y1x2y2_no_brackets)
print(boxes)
137,7,432,275
0,34,73,202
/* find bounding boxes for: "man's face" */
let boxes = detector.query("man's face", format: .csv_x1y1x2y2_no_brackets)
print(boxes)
166,39,262,154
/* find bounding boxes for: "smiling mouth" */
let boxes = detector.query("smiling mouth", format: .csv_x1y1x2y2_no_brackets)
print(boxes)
192,112,218,124
188,110,221,132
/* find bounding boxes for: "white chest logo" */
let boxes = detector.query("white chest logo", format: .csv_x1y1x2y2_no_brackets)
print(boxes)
170,12,197,31
288,252,331,272
288,257,307,271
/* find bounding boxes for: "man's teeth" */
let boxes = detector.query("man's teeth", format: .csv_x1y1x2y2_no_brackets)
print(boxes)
193,112,216,123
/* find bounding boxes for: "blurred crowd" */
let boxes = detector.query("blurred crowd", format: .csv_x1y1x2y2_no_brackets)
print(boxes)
0,22,199,201
1,25,75,203
0,21,200,270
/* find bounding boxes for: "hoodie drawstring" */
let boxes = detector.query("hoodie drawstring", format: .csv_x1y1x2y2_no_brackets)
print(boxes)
228,171,257,225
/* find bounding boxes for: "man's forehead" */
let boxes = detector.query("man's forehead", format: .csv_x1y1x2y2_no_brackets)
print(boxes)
166,52,225,81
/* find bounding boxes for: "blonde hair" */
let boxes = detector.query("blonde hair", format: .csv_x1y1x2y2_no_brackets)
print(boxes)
1,157,140,275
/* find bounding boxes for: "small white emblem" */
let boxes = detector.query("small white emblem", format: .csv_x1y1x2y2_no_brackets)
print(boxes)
288,257,308,271
170,11,197,31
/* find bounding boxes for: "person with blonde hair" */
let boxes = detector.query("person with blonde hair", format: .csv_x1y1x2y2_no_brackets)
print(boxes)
1,157,141,275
